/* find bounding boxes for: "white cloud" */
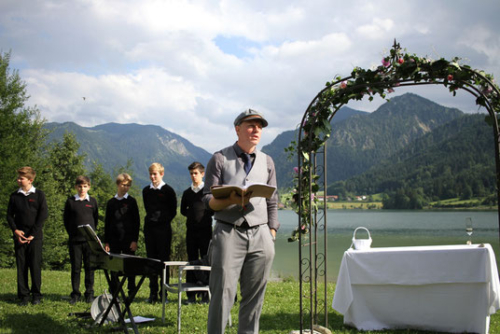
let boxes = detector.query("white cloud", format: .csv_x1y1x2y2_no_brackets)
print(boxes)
24,68,200,126
1,0,499,153
356,18,394,40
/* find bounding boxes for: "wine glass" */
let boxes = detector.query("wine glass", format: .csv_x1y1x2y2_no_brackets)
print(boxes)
465,217,473,245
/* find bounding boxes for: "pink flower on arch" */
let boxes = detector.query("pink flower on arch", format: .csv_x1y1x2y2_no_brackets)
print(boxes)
382,58,390,67
483,86,493,96
293,167,300,174
340,81,347,89
388,88,395,93
447,74,454,81
398,58,404,65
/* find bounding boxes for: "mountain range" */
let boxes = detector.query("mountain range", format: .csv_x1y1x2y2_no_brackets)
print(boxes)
261,93,466,189
44,122,212,192
44,93,496,198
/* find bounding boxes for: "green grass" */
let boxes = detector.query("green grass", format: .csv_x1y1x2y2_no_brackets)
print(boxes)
1,268,499,333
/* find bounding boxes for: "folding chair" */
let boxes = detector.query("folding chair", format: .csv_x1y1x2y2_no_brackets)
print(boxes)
161,261,212,334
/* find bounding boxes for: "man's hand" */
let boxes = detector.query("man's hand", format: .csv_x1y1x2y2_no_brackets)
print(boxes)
270,228,276,238
104,243,110,252
210,190,251,211
270,228,277,242
229,190,252,208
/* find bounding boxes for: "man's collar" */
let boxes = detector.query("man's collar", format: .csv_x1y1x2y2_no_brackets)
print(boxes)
233,142,256,156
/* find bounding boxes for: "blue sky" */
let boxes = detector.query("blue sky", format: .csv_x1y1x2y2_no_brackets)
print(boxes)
1,0,499,152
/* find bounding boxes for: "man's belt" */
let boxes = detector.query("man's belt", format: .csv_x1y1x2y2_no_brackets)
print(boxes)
218,220,259,229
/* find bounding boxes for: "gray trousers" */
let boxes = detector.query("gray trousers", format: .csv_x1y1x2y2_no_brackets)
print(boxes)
207,221,275,334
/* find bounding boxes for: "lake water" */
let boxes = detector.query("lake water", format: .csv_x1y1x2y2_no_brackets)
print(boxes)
272,209,500,281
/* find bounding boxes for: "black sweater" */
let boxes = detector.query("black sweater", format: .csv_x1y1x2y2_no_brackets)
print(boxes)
7,189,48,239
180,188,213,228
63,196,99,242
142,183,177,227
104,196,140,245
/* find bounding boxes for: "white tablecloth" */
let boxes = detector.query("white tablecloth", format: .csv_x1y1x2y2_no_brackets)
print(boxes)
332,244,500,334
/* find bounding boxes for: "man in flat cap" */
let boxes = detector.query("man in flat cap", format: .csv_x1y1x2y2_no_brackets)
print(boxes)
203,109,279,333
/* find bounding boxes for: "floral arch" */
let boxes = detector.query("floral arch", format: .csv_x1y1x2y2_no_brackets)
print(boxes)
290,40,500,332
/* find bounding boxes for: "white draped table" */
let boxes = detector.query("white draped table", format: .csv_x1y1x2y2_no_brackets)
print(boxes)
332,244,500,334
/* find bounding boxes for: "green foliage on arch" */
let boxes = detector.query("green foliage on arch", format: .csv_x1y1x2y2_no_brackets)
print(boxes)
286,41,500,242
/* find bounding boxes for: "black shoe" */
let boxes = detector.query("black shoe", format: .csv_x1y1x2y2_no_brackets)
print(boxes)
85,295,94,303
32,297,42,305
18,297,29,306
70,296,80,305
183,297,196,305
146,296,158,304
200,296,210,304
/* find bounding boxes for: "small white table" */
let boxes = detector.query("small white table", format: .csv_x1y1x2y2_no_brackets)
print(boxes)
332,244,500,334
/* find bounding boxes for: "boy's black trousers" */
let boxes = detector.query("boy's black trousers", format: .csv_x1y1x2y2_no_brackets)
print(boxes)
186,225,212,299
68,241,95,298
144,223,172,299
14,238,43,300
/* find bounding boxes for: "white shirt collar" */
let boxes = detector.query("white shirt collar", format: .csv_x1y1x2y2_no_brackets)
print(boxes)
75,193,90,201
191,182,204,193
18,186,36,196
114,193,129,200
150,180,165,190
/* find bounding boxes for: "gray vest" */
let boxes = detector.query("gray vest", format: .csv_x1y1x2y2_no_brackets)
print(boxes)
214,146,269,227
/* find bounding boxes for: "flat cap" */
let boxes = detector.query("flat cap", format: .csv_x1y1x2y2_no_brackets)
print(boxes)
233,108,268,127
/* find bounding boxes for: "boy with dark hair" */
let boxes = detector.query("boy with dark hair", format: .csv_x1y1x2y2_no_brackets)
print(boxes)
142,163,177,303
180,161,213,304
63,175,99,304
7,166,48,306
104,173,140,295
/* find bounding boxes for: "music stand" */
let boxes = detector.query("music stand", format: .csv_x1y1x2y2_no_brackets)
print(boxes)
78,224,158,334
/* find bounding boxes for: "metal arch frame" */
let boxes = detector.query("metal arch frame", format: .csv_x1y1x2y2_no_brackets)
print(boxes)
296,46,500,333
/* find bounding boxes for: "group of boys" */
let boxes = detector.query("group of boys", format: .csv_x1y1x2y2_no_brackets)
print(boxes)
7,162,213,306
7,109,279,334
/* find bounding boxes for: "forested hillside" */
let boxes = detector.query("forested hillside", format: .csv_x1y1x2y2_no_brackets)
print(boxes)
328,113,496,208
264,93,464,189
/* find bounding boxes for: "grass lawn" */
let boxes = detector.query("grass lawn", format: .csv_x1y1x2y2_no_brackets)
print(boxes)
1,268,499,333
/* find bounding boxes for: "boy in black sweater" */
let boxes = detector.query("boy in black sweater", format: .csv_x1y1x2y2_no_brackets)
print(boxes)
142,162,177,303
7,166,48,306
180,162,213,304
104,173,140,295
63,175,99,304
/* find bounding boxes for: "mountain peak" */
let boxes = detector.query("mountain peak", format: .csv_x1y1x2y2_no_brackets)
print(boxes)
45,122,212,191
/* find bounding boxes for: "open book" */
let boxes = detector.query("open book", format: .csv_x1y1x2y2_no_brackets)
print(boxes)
211,183,276,200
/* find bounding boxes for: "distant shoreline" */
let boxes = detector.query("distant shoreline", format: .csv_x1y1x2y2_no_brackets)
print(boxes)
279,205,498,211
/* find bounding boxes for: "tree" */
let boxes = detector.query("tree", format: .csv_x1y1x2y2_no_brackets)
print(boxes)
36,132,87,270
88,161,115,236
0,51,47,267
460,185,473,200
46,132,86,195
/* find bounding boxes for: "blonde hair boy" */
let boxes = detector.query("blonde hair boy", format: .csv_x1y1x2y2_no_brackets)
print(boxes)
148,163,164,174
116,173,133,185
